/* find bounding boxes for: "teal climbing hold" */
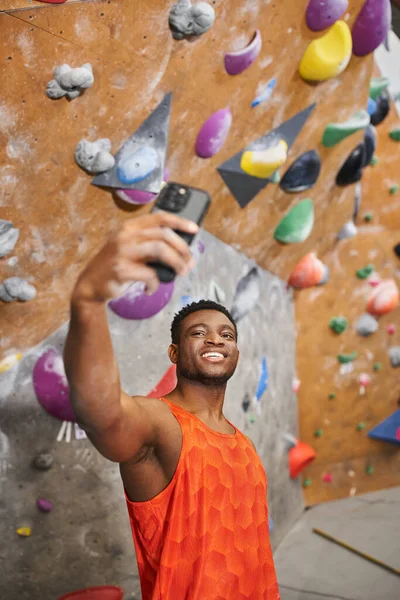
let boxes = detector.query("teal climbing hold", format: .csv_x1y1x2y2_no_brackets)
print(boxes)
337,351,358,364
389,128,400,142
364,212,373,222
356,264,374,279
314,428,323,438
303,478,312,488
270,169,281,184
369,77,390,101
322,110,370,148
356,422,366,431
273,199,314,244
329,316,348,334
328,392,336,400
370,156,378,166
389,184,399,195
373,362,382,371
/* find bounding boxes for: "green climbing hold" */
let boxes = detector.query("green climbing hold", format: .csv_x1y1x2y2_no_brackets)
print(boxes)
370,156,378,166
329,316,348,334
328,393,336,400
373,362,382,371
356,264,374,279
274,199,314,244
369,77,390,101
322,110,370,148
389,184,399,195
248,414,256,424
364,213,373,222
314,428,323,438
337,351,358,364
356,422,366,431
270,169,281,184
389,128,400,142
303,478,312,488
365,464,374,475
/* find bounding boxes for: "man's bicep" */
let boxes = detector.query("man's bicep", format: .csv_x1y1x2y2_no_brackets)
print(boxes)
85,393,159,463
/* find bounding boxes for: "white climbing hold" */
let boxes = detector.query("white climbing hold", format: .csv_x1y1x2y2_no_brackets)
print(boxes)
46,63,94,100
74,138,115,174
0,220,20,258
337,221,357,240
169,1,215,40
0,277,36,303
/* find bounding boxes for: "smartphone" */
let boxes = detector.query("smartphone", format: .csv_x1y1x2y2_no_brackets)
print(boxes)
149,182,211,283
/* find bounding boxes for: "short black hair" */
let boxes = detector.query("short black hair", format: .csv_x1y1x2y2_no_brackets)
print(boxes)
170,299,237,344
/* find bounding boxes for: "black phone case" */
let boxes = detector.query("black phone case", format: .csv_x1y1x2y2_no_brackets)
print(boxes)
149,183,211,282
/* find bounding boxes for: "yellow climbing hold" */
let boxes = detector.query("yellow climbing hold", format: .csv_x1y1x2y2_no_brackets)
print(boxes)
17,527,32,537
241,140,288,179
0,352,22,374
299,21,352,82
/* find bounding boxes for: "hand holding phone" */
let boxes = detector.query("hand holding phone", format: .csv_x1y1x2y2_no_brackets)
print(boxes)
149,182,211,283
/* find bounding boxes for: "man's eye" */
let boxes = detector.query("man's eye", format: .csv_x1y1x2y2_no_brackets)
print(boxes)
223,333,233,339
193,331,205,336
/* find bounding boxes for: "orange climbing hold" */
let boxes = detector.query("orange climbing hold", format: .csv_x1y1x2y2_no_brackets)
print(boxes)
367,279,399,316
288,252,327,288
289,441,316,478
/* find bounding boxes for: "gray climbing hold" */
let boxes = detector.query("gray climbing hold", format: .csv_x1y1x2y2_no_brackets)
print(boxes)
0,220,20,258
0,277,36,303
338,221,358,240
33,452,53,470
355,313,378,336
169,1,215,40
389,347,400,368
46,63,94,100
74,138,115,174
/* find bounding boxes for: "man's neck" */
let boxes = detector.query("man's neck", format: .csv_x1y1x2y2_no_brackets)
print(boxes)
167,378,227,420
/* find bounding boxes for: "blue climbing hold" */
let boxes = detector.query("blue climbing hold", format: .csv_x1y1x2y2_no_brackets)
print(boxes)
118,146,159,184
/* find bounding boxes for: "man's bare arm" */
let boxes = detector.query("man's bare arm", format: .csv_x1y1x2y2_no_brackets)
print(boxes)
63,213,198,462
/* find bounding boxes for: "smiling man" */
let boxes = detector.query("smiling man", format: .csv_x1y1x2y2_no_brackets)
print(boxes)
64,212,279,600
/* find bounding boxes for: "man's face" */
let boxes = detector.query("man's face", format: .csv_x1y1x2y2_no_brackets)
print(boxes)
171,310,239,386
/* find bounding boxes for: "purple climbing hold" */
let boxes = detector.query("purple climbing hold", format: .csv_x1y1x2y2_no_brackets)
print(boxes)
306,0,349,32
224,30,262,76
195,108,232,158
33,349,75,422
352,0,392,56
37,498,53,513
109,281,174,320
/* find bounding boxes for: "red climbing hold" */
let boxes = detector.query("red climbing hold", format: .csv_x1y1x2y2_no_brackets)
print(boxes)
38,0,68,4
147,364,177,398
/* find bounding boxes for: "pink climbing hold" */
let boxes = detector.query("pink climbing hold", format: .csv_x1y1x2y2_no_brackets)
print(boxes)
195,108,232,158
292,378,301,393
306,0,349,31
33,349,75,422
322,473,333,483
387,324,396,335
396,427,400,442
368,274,381,287
224,30,262,75
359,373,371,388
352,0,392,57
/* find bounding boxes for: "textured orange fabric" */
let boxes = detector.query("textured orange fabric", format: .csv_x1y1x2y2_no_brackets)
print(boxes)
124,398,280,600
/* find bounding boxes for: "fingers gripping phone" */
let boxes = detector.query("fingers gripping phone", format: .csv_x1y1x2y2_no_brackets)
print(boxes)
150,182,211,283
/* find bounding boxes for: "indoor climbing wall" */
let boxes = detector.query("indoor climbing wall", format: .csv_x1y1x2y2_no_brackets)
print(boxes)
297,52,400,505
1,231,300,598
1,0,399,589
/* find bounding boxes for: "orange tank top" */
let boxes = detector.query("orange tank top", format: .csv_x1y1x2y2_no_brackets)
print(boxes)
124,398,280,600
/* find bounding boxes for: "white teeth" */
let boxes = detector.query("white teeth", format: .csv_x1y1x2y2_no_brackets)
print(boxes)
202,352,224,358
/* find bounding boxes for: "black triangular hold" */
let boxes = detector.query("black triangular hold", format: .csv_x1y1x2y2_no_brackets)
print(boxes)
217,103,316,208
92,92,172,193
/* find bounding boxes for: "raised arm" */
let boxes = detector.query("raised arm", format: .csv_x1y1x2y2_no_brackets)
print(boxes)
63,212,198,462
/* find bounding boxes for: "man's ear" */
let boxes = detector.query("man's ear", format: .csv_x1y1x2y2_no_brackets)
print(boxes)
168,343,178,364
